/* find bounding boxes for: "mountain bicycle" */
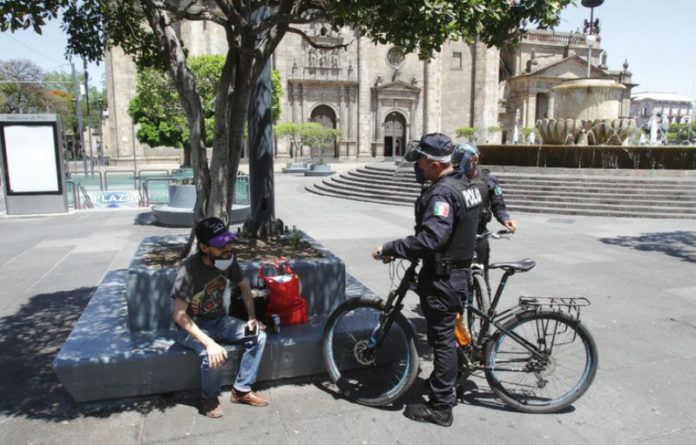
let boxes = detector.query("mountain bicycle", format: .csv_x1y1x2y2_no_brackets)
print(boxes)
322,255,598,413
467,229,510,338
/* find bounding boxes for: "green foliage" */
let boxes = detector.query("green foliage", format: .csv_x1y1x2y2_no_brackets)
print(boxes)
325,0,572,60
271,70,283,124
667,122,696,145
0,58,104,131
275,122,344,161
301,122,344,161
129,55,283,148
520,127,540,143
456,126,480,141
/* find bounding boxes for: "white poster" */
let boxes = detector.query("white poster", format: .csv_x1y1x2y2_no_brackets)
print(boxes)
2,124,60,193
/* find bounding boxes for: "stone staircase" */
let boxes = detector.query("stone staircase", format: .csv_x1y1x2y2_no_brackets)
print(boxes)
305,163,696,219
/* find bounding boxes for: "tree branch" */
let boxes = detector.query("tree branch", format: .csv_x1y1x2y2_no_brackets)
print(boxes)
148,0,228,26
285,27,351,51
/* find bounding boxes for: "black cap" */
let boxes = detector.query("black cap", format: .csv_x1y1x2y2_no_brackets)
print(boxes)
404,133,453,162
195,217,236,248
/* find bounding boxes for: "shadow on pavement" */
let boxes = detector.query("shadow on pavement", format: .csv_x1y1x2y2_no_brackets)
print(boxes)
600,231,696,263
133,211,159,226
0,287,182,421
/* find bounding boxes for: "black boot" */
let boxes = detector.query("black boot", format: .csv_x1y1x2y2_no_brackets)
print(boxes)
403,403,453,427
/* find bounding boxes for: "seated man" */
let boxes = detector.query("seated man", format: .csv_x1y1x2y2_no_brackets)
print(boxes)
171,217,269,418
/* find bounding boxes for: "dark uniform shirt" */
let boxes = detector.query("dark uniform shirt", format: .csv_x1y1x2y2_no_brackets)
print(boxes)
382,171,465,268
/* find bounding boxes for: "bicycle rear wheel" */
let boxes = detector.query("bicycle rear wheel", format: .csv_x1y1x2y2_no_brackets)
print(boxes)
484,311,598,413
467,271,490,340
322,297,419,406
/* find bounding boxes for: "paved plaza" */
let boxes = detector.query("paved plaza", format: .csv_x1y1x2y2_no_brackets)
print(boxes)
0,165,695,444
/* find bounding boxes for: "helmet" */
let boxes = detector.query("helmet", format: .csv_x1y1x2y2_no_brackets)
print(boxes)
452,143,479,168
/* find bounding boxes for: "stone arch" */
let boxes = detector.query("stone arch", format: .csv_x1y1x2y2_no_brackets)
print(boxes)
310,104,338,158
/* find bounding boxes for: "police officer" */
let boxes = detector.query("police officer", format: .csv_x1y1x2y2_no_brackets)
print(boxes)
453,143,517,293
372,133,482,427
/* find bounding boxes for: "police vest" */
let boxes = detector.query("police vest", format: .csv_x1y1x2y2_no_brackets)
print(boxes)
426,175,483,263
471,170,492,232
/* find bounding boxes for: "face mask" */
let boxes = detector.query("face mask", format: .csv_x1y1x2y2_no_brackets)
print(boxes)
413,164,426,184
213,257,234,271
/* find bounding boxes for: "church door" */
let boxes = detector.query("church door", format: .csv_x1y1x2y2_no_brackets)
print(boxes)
384,112,406,158
310,105,338,158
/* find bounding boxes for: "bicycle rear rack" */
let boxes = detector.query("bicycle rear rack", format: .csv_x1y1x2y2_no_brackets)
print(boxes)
518,296,591,320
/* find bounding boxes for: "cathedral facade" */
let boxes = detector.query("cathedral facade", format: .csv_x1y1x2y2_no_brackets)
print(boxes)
104,21,633,164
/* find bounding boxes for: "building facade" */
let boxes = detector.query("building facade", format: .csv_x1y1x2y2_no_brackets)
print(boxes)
630,92,694,128
104,22,633,164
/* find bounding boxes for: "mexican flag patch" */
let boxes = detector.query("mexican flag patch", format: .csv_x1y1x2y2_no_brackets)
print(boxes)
433,201,450,217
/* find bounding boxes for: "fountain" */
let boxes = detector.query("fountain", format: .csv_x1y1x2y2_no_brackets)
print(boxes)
536,78,636,145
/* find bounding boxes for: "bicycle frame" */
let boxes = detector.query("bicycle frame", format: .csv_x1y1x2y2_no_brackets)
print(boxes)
369,260,419,351
466,267,546,362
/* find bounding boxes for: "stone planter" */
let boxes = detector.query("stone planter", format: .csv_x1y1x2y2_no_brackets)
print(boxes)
126,234,346,331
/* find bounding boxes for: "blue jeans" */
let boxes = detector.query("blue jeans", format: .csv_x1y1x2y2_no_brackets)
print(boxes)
176,316,267,398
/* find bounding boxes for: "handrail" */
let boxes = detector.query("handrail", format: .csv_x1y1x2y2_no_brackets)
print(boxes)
78,183,94,209
138,169,170,179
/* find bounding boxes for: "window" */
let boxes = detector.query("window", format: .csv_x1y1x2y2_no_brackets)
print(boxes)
387,47,405,69
452,52,462,70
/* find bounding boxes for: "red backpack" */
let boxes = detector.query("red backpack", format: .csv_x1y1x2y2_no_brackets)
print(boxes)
258,259,308,325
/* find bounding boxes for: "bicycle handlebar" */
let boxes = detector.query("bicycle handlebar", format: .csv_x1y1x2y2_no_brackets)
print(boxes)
477,229,513,241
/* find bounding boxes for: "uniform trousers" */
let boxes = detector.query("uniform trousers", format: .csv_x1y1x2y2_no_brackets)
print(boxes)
416,267,469,410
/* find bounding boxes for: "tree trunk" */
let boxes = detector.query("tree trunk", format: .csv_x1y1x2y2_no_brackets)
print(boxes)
247,58,275,234
142,3,209,257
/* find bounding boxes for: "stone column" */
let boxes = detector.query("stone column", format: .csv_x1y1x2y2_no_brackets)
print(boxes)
526,93,537,130
343,86,351,138
290,84,298,123
522,98,528,128
298,84,305,156
376,97,384,157
547,93,555,119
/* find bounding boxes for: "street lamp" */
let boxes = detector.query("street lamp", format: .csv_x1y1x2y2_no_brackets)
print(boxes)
72,96,88,172
585,34,596,78
97,98,104,166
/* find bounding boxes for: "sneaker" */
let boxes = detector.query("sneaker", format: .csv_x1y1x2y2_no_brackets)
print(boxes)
230,390,270,407
201,397,223,418
403,403,453,427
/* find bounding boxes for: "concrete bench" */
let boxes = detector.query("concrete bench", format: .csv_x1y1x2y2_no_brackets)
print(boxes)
53,235,378,403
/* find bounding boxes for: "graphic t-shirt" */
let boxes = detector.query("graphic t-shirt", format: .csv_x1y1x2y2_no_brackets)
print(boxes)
170,254,244,320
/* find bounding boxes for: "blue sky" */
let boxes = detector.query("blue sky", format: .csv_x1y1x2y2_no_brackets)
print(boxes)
1,1,694,99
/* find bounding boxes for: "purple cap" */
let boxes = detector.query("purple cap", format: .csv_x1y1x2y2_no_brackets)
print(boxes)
195,217,236,247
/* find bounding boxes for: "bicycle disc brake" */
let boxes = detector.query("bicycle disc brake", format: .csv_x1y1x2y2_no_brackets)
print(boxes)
354,339,377,366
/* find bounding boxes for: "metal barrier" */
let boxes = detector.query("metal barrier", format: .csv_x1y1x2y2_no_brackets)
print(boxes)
235,171,250,205
171,168,194,183
138,169,170,179
104,170,137,191
65,180,78,209
141,177,178,206
66,171,103,191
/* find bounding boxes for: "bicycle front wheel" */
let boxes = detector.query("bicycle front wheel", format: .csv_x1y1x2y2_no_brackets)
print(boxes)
467,271,490,340
484,311,598,413
322,297,419,406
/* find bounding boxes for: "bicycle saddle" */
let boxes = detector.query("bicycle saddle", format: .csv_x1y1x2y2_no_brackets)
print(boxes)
488,258,536,272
